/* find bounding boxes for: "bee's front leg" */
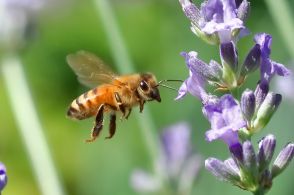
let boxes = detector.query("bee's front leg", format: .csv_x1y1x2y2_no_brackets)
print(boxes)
105,113,116,139
86,104,104,143
139,100,145,113
125,108,132,119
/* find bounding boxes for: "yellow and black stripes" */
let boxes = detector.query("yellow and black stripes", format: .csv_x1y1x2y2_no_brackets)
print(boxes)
67,88,99,119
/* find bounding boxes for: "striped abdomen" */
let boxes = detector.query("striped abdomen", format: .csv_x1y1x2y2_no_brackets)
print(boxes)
67,86,113,120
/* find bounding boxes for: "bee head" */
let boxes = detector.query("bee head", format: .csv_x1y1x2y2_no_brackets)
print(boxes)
137,73,161,102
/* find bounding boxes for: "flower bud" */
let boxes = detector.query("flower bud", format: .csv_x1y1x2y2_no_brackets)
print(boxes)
220,42,238,88
224,158,240,176
205,158,240,185
220,41,238,72
242,141,258,178
257,135,276,172
253,93,282,131
237,0,250,22
241,89,256,122
229,142,244,168
240,44,261,77
254,81,269,111
271,142,294,178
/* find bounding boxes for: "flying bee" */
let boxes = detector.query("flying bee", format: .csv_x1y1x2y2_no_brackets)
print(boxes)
66,50,164,142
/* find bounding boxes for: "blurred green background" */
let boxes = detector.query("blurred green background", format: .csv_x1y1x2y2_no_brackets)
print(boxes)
0,0,293,194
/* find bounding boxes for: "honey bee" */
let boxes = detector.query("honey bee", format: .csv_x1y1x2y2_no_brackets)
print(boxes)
66,51,161,142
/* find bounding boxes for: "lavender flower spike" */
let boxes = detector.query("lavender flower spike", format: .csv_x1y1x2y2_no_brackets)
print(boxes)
254,33,291,83
204,94,246,147
179,0,248,44
160,122,201,181
130,122,201,194
0,162,7,192
206,135,293,193
0,0,45,50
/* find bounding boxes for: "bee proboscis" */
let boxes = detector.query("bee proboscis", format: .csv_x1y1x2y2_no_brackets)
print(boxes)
66,50,162,142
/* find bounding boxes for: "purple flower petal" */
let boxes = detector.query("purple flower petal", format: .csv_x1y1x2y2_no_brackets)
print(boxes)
254,33,271,57
274,69,294,102
0,162,7,192
254,33,290,82
175,70,208,101
175,80,189,100
271,60,291,77
200,0,245,40
205,126,239,146
179,0,246,42
176,52,209,101
204,94,246,146
200,0,224,24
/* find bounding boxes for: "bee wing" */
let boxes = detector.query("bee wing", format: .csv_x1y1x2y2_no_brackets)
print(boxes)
66,50,117,88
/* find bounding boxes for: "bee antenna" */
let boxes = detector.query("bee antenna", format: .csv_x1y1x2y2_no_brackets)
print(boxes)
157,84,178,91
155,79,183,91
158,79,184,84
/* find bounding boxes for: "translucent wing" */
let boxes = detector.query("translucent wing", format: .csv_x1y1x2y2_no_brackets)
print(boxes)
66,50,117,88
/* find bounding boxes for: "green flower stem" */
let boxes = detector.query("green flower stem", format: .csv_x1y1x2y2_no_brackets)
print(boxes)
93,0,162,178
1,54,65,195
253,188,265,195
265,0,294,59
230,87,240,99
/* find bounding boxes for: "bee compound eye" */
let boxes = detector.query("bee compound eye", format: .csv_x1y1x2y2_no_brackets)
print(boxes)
140,80,149,91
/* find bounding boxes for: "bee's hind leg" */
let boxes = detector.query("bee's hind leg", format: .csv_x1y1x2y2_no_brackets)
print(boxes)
86,104,104,142
105,113,116,139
